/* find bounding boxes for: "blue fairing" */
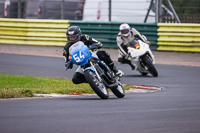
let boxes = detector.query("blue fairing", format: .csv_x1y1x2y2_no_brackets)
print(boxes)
69,41,92,66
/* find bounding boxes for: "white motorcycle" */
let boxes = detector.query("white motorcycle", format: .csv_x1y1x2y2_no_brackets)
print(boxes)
127,40,158,77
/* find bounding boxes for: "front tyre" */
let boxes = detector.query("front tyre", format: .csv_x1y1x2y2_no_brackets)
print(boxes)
84,70,109,99
110,83,125,98
141,55,158,77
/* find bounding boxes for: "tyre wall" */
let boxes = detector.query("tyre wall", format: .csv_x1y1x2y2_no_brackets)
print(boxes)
0,18,199,52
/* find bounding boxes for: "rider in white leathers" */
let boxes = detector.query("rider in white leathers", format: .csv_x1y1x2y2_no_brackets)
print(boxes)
116,23,150,70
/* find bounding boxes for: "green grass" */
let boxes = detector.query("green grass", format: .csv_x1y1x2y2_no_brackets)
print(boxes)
0,74,94,98
0,74,132,99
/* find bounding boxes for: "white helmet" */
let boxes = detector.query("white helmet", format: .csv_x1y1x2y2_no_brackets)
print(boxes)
119,23,130,37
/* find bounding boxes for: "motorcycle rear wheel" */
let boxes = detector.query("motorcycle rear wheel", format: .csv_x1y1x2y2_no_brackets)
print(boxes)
84,70,109,99
141,55,158,77
139,71,148,76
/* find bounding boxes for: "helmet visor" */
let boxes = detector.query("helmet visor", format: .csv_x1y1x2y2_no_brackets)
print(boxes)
68,35,78,41
121,29,129,34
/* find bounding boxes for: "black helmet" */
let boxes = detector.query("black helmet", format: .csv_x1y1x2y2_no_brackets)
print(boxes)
66,26,82,44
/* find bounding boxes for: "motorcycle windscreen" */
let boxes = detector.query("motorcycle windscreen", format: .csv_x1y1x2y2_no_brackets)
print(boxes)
69,42,92,65
130,40,140,49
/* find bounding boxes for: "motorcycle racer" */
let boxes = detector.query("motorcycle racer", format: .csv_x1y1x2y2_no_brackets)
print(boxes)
116,23,150,70
63,26,124,84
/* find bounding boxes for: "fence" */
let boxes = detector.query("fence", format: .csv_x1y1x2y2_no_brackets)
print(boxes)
70,21,158,49
0,18,158,50
162,16,200,23
179,16,200,23
1,18,200,52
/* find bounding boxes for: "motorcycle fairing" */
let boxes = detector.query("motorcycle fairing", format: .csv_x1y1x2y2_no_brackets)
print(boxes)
128,40,150,58
69,41,92,66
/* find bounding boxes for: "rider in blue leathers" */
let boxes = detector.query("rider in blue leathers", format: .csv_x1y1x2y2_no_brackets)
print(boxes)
63,26,124,84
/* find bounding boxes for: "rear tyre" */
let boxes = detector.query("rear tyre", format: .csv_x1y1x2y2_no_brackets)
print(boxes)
139,71,148,76
84,70,109,99
110,84,125,98
141,55,158,77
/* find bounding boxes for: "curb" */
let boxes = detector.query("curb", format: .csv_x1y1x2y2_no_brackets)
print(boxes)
34,85,162,98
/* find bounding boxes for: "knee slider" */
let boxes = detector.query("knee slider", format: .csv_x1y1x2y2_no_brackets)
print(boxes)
72,78,80,84
72,72,86,84
118,58,123,62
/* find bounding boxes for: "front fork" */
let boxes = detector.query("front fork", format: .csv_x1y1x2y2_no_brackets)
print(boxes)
89,62,102,82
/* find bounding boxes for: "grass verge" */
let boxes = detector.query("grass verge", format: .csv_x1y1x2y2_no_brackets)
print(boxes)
0,74,132,99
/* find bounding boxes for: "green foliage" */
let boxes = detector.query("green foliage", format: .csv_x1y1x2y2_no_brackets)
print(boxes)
164,0,200,15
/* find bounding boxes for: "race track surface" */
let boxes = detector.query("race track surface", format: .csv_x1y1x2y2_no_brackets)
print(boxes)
0,52,200,133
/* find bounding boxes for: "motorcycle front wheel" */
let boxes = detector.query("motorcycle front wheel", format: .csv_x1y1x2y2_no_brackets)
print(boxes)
141,55,158,77
84,70,109,99
110,83,125,98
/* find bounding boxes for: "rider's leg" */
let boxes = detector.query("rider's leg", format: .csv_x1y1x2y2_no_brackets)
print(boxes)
72,66,86,84
118,56,135,70
96,50,124,77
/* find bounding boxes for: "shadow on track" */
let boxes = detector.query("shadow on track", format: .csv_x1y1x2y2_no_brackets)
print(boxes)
123,74,153,78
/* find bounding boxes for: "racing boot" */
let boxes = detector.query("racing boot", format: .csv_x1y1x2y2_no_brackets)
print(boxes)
128,61,135,70
113,68,124,77
108,62,124,77
96,50,124,77
119,57,135,70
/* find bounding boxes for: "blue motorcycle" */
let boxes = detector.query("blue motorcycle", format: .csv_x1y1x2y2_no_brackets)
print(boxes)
68,41,125,99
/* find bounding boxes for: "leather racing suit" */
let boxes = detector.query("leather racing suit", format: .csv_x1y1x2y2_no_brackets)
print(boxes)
116,28,149,69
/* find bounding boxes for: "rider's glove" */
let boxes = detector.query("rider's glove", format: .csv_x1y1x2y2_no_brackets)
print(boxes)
65,61,73,70
146,41,151,45
90,42,103,51
89,43,98,51
124,54,131,60
141,35,151,45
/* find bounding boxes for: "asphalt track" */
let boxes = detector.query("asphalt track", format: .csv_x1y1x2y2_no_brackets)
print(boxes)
0,53,200,133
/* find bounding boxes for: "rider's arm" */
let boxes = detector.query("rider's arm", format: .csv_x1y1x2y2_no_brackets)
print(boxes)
63,49,68,67
63,43,73,68
116,35,128,57
131,28,149,44
81,34,103,49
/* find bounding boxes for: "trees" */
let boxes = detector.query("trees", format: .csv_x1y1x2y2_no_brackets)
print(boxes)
166,0,200,15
